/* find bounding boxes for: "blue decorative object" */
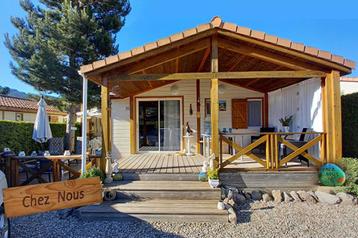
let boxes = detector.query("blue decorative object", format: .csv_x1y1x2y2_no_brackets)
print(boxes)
198,171,208,182
319,163,346,186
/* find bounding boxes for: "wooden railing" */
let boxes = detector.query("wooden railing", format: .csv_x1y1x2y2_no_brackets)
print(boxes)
219,132,326,170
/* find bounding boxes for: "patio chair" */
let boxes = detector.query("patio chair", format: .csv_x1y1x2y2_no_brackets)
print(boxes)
281,128,310,167
251,127,275,153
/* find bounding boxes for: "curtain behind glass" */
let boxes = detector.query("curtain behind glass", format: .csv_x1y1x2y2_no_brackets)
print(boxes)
248,101,262,127
160,100,180,151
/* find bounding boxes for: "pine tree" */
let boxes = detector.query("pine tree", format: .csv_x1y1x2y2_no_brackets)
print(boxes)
5,0,130,150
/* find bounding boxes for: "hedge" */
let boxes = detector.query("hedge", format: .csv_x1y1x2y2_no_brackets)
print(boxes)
342,93,358,157
0,120,67,154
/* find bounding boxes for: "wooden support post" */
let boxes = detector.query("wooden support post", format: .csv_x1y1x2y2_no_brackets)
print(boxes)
322,70,342,163
101,83,111,173
263,93,269,127
196,80,201,154
210,36,219,168
129,96,136,154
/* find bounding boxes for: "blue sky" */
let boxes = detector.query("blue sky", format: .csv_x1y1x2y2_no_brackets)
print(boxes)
1,0,357,94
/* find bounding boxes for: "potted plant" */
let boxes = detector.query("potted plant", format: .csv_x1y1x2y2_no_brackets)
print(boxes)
207,168,220,188
81,167,105,183
279,115,293,132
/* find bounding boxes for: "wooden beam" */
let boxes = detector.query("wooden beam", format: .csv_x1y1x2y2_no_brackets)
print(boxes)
129,96,136,154
197,47,211,72
196,80,201,154
211,36,219,168
86,30,216,77
101,83,110,172
107,70,326,82
218,30,352,73
218,38,317,71
227,55,246,71
103,38,211,79
264,93,269,127
323,71,342,163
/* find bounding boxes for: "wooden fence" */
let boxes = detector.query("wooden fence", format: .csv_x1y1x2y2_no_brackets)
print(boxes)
219,132,326,170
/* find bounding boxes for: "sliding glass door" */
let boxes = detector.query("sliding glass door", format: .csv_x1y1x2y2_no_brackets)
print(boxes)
137,98,181,152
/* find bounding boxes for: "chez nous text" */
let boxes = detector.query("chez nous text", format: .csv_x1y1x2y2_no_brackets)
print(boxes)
22,190,85,207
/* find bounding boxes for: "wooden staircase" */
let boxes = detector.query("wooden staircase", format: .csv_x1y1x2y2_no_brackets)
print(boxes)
79,176,229,222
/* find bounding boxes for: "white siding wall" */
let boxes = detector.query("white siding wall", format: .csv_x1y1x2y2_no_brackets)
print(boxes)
111,80,264,159
111,98,131,159
268,78,323,156
268,78,322,132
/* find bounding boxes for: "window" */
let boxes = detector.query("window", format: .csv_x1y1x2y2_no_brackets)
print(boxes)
15,113,23,121
248,100,262,127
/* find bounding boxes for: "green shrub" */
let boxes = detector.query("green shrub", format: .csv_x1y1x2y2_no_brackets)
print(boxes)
338,158,358,196
207,168,219,180
80,167,105,182
342,93,358,157
0,120,66,154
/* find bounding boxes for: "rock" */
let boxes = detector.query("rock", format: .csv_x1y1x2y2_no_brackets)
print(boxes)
315,191,341,204
228,209,237,224
217,201,226,210
262,193,273,202
251,191,262,201
307,191,319,202
234,193,246,204
271,190,282,203
283,192,293,203
243,192,252,200
316,186,336,194
289,191,302,202
336,192,356,205
297,191,317,204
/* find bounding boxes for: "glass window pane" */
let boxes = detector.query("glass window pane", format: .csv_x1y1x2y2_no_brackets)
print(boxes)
248,101,262,127
138,101,159,151
160,100,181,151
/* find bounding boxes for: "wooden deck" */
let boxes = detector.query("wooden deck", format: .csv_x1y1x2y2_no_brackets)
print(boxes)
118,153,204,174
118,153,316,174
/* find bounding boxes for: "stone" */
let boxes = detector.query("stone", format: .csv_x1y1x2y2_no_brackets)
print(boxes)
336,192,357,205
307,191,319,201
234,193,246,204
271,190,282,203
283,192,293,203
243,192,252,200
315,191,341,205
289,191,302,202
319,163,346,186
297,191,317,204
316,186,336,194
262,193,273,202
217,201,226,210
251,191,262,201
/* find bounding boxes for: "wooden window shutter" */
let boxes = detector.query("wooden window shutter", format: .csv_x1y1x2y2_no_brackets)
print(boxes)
232,99,248,129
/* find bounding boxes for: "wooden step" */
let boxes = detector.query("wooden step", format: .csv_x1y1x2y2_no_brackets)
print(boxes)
105,181,221,200
79,199,229,222
122,172,199,181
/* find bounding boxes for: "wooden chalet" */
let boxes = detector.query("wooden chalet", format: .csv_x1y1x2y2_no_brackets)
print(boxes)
79,16,355,179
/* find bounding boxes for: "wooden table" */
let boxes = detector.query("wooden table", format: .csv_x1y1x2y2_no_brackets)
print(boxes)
6,154,100,187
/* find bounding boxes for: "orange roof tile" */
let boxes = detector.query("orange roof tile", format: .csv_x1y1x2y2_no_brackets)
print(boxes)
0,95,66,115
80,16,355,74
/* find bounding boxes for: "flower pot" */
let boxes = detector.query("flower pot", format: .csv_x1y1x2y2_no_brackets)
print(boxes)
283,126,290,133
208,178,220,188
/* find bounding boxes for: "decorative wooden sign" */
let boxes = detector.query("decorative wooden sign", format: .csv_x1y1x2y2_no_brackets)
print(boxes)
3,177,102,218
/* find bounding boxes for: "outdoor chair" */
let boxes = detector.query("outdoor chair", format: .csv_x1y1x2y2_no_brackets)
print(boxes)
281,128,310,167
251,127,275,153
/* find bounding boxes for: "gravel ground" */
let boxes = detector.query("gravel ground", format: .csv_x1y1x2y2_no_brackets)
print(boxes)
11,202,358,238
